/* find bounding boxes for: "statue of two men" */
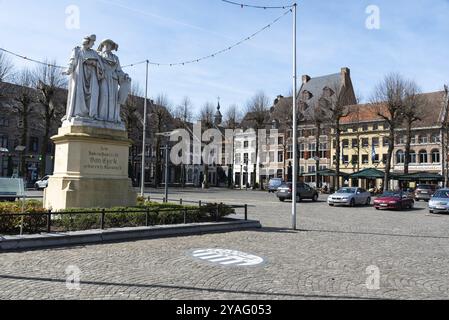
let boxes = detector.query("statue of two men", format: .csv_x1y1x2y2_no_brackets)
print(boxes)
64,34,131,125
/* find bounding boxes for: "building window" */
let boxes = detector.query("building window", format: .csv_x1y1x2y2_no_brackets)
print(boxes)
397,135,405,144
382,154,388,164
372,137,379,147
362,154,369,164
352,139,358,148
396,150,405,164
0,135,7,149
409,151,417,164
342,139,349,149
278,151,284,163
351,155,358,165
308,166,316,173
419,135,428,144
300,143,305,159
243,153,249,164
362,125,368,131
362,138,369,148
383,137,390,147
410,136,416,144
278,136,284,145
373,124,378,131
0,118,9,127
287,145,293,160
29,137,39,153
342,155,349,164
235,153,241,165
373,154,380,164
419,150,428,164
431,134,440,143
431,149,440,163
244,141,249,148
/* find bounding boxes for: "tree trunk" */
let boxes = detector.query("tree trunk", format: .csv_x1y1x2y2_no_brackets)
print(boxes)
315,123,321,188
39,111,51,178
335,124,341,190
404,120,412,175
384,128,395,192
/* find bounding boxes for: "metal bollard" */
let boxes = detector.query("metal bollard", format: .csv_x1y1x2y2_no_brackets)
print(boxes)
199,200,202,208
100,209,106,230
184,209,187,224
46,209,52,233
145,209,149,227
180,199,183,205
244,204,248,221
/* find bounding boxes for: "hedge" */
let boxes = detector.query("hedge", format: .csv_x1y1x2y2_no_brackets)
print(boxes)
0,200,236,235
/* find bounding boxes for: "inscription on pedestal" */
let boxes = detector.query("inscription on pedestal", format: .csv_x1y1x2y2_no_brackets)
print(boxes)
82,145,126,176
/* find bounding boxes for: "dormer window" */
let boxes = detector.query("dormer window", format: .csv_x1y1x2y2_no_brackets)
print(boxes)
302,90,313,100
323,87,335,98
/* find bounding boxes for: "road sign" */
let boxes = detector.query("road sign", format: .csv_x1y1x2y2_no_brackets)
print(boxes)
191,249,264,267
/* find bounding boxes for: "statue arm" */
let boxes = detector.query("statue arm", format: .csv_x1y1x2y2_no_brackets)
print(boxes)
115,57,131,83
64,47,80,76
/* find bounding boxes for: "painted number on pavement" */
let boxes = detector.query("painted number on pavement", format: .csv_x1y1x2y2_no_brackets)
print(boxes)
191,249,264,266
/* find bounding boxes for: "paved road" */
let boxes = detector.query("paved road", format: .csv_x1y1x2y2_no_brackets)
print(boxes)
1,188,449,300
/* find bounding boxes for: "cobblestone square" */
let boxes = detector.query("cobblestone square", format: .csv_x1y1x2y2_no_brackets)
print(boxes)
1,189,449,300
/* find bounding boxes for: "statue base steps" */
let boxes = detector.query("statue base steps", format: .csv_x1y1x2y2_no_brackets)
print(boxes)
44,125,136,211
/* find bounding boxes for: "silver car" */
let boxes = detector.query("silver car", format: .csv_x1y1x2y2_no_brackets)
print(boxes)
429,189,449,214
328,187,371,207
34,176,50,190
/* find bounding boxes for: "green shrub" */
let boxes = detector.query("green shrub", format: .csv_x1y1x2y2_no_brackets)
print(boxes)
0,200,236,234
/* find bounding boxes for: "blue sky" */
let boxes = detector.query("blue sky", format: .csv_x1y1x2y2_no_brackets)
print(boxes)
1,0,448,116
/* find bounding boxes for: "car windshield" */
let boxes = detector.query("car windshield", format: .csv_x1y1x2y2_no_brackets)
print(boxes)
337,188,356,194
269,179,282,186
433,190,449,198
381,192,401,198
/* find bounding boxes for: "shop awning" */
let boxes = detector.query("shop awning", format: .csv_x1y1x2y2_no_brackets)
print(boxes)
301,169,349,177
393,172,443,182
349,168,385,179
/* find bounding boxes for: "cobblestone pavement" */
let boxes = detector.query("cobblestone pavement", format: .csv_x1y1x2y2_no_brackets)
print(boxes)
1,188,449,300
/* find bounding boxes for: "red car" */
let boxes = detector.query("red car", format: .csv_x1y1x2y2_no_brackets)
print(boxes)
373,191,415,210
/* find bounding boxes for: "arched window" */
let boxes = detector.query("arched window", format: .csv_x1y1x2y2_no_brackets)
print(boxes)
396,150,405,164
431,149,440,163
409,151,417,164
419,150,428,164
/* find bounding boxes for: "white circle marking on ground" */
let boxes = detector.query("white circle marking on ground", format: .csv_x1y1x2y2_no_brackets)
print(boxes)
191,249,264,266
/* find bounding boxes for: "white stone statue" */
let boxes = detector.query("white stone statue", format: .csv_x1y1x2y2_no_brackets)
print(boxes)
63,35,104,121
97,39,131,123
63,35,131,129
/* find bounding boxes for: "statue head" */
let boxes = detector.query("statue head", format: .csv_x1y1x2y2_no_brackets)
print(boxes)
82,34,97,49
98,39,119,53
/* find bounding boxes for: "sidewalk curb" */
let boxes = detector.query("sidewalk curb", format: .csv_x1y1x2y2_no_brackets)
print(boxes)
0,219,262,251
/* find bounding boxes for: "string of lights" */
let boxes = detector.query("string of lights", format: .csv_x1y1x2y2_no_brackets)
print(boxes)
1,8,292,70
0,48,65,69
122,8,292,68
221,0,295,10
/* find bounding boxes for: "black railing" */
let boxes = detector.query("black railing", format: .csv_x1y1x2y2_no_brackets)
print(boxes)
0,202,249,235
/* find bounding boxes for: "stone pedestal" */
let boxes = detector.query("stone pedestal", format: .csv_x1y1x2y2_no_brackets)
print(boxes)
44,125,136,211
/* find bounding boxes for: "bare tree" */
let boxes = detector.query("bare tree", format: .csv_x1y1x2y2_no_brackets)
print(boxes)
197,102,216,188
223,104,242,129
246,91,270,189
150,93,173,188
371,73,408,191
174,96,193,124
12,69,38,177
34,61,67,178
402,82,426,175
0,51,14,83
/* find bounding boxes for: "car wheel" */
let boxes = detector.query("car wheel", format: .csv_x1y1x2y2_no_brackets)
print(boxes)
429,210,434,214
409,202,414,209
350,198,355,207
296,195,302,202
312,194,318,202
366,197,371,206
279,198,285,202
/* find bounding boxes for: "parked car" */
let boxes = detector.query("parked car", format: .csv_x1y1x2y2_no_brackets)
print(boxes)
414,184,437,201
34,176,50,190
0,178,24,202
373,191,414,210
327,187,371,207
429,189,449,214
268,178,284,193
276,182,319,202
